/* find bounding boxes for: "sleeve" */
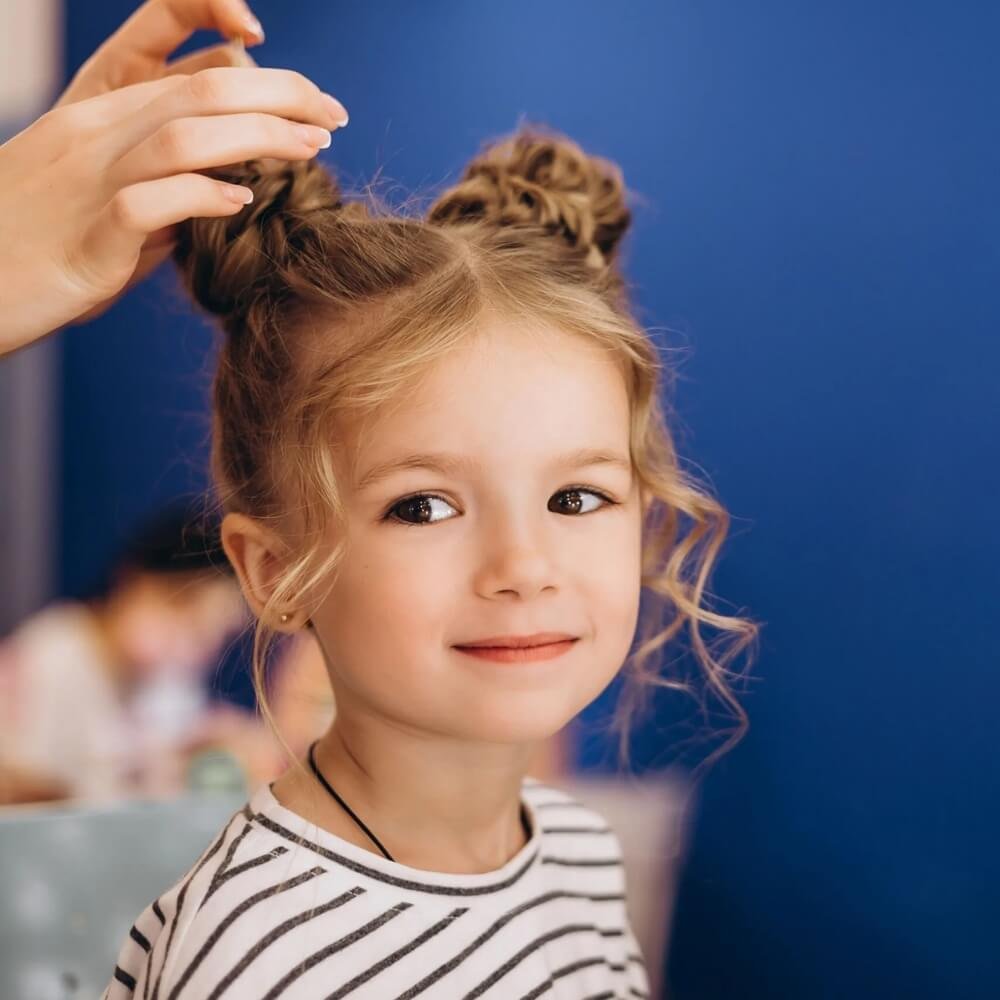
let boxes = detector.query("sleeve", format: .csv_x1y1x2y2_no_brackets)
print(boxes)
102,896,168,999
102,808,249,998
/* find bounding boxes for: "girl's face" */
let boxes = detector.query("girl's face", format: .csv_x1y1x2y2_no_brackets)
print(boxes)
311,318,644,746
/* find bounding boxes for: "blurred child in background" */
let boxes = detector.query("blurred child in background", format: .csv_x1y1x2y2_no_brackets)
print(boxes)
0,498,250,804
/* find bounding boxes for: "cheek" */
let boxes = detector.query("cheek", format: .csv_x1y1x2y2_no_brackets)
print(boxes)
586,518,644,671
318,543,455,662
312,548,464,733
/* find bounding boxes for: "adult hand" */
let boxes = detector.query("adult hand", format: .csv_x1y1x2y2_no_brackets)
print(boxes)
0,0,349,358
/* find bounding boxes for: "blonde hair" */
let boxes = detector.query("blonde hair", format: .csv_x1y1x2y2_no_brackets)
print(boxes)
173,121,760,783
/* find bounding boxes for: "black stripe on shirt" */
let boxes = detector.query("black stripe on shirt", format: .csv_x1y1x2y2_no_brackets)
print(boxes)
251,812,542,897
467,921,615,998
166,865,328,1000
202,845,289,906
147,808,246,1000
322,905,471,1000
113,965,137,991
129,925,151,952
200,821,254,906
259,902,414,999
397,888,620,997
541,855,624,867
205,885,368,1000
519,955,620,1000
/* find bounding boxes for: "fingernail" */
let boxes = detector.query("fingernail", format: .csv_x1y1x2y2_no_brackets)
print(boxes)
321,92,349,128
242,11,265,41
297,124,332,148
224,185,254,205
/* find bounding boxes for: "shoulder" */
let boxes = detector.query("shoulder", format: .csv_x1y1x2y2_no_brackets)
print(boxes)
103,798,337,999
522,775,626,878
522,778,648,986
522,775,622,836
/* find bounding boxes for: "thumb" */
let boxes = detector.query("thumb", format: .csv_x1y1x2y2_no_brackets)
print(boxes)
163,38,259,76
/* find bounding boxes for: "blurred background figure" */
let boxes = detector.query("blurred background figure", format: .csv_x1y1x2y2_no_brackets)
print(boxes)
0,498,252,805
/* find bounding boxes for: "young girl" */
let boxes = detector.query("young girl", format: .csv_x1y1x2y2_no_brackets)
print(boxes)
19,29,754,976
100,119,757,999
0,0,757,1000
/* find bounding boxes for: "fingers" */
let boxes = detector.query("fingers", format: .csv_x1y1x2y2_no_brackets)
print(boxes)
104,67,348,188
103,0,264,65
42,76,188,137
164,38,258,76
81,172,255,294
52,1,262,109
114,112,336,190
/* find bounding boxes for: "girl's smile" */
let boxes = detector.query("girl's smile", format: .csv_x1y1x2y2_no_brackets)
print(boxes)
453,637,579,662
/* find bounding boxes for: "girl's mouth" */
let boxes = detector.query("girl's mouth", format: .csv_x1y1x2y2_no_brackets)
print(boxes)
452,639,578,663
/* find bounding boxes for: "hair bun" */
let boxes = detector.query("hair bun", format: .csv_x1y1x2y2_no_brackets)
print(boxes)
171,156,344,330
427,122,632,270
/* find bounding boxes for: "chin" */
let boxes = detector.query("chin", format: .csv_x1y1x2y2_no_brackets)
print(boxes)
444,702,576,747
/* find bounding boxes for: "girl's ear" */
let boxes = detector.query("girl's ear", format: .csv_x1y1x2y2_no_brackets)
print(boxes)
220,512,296,629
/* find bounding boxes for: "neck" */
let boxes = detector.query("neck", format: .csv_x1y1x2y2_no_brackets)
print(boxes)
308,712,537,874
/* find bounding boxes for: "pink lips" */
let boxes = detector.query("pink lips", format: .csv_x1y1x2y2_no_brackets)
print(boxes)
453,638,578,663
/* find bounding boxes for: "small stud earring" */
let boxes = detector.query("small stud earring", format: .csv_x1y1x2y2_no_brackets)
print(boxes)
279,612,291,624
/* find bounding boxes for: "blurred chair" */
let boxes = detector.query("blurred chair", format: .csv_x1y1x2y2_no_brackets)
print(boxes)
0,787,246,1000
558,769,696,1000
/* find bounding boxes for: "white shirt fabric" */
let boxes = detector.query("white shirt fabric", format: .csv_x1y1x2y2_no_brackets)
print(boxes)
102,776,652,999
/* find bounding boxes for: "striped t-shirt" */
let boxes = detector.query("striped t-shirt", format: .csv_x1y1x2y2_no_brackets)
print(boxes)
101,776,651,999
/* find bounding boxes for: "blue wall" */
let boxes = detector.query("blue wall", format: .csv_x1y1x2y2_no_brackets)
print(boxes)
59,2,999,997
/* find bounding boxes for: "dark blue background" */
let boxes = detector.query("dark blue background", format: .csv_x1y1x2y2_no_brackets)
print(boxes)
58,2,999,996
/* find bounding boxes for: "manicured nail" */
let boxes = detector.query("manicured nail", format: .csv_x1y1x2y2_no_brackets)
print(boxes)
224,185,254,204
321,93,349,128
242,10,265,41
297,124,332,148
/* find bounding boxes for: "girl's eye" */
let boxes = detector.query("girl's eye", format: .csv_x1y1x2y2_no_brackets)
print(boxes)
381,487,618,527
383,494,457,527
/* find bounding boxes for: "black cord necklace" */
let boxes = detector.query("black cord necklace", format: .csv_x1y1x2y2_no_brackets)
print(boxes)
306,739,532,864
308,739,394,860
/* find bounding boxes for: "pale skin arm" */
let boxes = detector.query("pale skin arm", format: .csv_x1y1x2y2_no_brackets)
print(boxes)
0,0,348,359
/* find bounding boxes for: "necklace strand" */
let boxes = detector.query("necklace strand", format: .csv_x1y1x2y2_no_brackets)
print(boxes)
306,739,532,864
308,739,394,860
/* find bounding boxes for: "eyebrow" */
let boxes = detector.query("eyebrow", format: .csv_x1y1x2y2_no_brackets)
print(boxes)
355,447,633,492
